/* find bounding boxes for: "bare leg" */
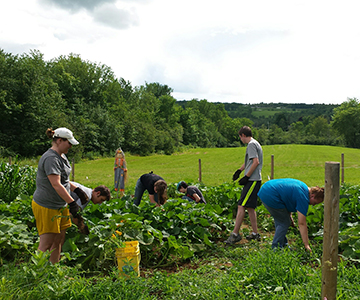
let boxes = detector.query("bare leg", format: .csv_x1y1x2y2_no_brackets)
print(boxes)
233,205,246,234
38,230,67,264
247,207,258,234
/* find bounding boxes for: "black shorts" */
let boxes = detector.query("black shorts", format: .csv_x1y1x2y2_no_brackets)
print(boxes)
238,181,261,209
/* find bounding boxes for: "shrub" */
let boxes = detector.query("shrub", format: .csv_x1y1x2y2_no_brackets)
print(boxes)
0,162,37,203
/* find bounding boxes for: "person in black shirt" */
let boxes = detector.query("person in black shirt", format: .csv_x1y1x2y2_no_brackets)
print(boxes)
133,172,167,206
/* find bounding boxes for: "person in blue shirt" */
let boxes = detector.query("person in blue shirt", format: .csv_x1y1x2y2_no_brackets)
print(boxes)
258,178,324,252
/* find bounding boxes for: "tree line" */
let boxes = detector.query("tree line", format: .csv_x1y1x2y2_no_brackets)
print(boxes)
1,49,359,159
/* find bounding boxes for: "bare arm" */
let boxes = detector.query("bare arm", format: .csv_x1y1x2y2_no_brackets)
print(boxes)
297,211,311,251
69,181,78,192
47,174,76,204
290,213,295,227
192,193,201,203
149,194,160,207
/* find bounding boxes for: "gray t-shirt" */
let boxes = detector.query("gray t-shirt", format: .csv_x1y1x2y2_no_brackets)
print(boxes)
186,186,206,204
244,138,263,181
70,182,92,211
33,148,72,209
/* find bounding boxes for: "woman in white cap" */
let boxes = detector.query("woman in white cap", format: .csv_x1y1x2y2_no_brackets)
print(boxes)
32,127,86,264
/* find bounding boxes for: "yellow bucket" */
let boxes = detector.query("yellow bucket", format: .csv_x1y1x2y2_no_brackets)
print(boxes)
116,241,141,277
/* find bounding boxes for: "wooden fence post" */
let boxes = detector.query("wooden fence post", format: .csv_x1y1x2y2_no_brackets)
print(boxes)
321,161,340,300
198,159,202,182
341,153,344,184
9,157,12,165
270,155,274,180
72,158,75,181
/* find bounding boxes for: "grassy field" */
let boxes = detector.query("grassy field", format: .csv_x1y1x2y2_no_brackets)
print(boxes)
69,144,360,191
251,108,296,117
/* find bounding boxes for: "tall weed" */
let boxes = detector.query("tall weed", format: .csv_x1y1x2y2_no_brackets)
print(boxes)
0,162,36,203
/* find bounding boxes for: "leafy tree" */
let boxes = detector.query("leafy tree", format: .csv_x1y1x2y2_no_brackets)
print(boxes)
48,53,125,156
122,118,156,156
220,117,253,146
0,49,67,156
256,125,270,145
155,95,183,154
145,82,173,98
274,112,290,131
332,98,360,148
267,125,286,145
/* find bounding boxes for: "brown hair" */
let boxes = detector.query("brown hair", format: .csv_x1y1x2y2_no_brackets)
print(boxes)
155,180,168,205
46,128,55,139
238,126,252,137
46,128,67,142
310,186,324,202
94,185,111,201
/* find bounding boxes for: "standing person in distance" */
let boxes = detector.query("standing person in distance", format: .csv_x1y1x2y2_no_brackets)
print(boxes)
225,126,263,244
133,172,168,207
258,178,324,251
114,147,127,198
32,127,83,264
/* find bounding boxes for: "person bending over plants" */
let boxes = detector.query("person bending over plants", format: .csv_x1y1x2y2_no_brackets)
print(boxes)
70,182,111,210
176,181,206,204
133,172,167,207
70,182,111,234
258,178,324,252
32,127,82,264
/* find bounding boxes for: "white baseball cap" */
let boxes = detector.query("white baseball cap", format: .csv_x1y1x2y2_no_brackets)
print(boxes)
53,127,79,145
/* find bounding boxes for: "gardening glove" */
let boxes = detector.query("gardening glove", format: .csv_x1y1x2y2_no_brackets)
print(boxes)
72,214,90,235
232,169,242,181
238,175,250,186
80,225,90,235
74,187,89,205
68,201,80,217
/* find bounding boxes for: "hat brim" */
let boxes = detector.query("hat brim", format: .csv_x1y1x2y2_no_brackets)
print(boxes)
68,138,79,145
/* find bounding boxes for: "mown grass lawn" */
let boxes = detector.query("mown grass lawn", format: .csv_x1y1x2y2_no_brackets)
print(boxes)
69,144,360,191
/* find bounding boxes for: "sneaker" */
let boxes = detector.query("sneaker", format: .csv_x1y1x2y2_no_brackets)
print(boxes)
224,233,242,245
246,232,261,241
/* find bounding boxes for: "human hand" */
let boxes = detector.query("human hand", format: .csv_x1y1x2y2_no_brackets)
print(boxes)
238,175,249,185
290,215,295,228
74,187,89,205
68,201,80,217
79,223,90,235
305,245,312,252
232,169,242,181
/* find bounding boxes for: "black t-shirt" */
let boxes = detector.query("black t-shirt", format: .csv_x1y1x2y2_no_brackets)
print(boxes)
140,173,164,194
186,186,206,204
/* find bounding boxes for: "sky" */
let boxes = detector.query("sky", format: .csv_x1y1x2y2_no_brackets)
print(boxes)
1,0,360,105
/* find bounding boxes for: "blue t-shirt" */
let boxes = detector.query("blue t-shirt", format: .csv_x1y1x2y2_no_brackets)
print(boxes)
258,178,310,216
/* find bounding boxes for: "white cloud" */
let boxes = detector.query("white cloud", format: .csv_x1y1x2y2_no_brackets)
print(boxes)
92,4,139,29
1,0,360,104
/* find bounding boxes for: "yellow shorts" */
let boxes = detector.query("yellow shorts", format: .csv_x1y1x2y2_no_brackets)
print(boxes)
32,200,72,235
